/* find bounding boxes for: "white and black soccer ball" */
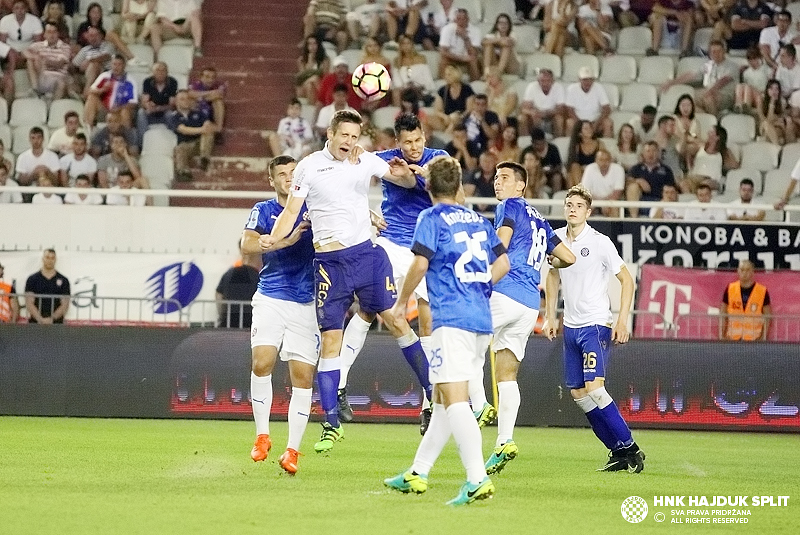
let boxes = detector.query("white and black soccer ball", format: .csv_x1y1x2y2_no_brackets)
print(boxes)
351,62,391,102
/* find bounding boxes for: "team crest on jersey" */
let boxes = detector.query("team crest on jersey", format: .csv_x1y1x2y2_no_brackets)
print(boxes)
302,210,310,221
251,326,257,339
581,247,590,257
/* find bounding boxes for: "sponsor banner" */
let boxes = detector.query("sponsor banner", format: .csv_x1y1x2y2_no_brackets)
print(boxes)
588,221,800,271
0,251,236,324
636,265,800,341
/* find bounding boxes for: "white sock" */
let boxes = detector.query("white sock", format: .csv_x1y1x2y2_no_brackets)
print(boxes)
419,336,432,407
250,372,273,436
468,369,488,412
339,314,372,389
446,401,487,485
411,403,449,475
496,381,520,447
286,387,312,451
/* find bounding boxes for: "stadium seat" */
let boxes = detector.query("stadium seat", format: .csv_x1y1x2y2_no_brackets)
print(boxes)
658,84,695,112
552,136,570,165
372,106,400,130
139,153,174,207
47,99,84,128
787,2,800,23
481,0,515,23
300,103,317,125
141,128,178,156
157,45,194,75
561,53,600,83
0,97,7,124
620,83,658,112
616,26,652,56
676,56,705,78
12,124,49,155
512,78,529,103
740,141,781,174
762,169,790,200
611,110,638,136
420,50,441,80
678,192,695,203
779,142,800,169
694,112,717,137
599,55,636,85
512,24,541,54
0,123,10,149
693,27,713,54
339,49,362,71
601,82,619,108
516,135,531,148
525,52,561,79
127,44,155,70
13,70,33,99
725,168,763,195
470,79,486,94
757,196,784,222
173,73,189,90
636,56,675,85
720,114,756,144
126,70,149,96
9,98,47,127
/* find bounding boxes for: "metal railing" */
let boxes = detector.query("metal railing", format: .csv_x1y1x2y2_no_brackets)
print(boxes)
673,312,800,342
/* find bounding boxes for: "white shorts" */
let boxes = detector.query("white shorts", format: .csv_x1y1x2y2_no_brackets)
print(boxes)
490,292,538,362
375,236,428,302
429,326,490,384
250,292,320,367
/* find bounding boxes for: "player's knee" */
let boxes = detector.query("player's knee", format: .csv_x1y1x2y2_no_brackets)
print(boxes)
570,387,587,399
587,386,614,409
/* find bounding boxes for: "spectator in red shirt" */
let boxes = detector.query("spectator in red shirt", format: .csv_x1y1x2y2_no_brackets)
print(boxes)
316,55,361,111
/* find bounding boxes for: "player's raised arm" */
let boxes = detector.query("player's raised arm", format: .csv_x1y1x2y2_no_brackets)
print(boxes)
382,156,417,188
544,268,561,340
612,265,634,344
262,194,305,249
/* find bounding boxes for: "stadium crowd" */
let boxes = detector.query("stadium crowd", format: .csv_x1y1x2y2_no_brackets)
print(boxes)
273,0,800,218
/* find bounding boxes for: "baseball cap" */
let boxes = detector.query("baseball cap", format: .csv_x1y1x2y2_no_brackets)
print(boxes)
332,56,348,68
578,66,595,79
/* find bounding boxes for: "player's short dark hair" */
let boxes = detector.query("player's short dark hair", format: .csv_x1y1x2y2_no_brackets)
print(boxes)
75,174,91,184
29,126,44,136
777,9,792,21
496,160,527,188
696,183,712,193
529,127,545,142
64,110,79,121
74,133,87,143
329,109,362,134
740,178,755,188
332,83,348,94
118,170,134,181
658,115,675,127
289,98,301,106
394,113,422,137
44,248,56,255
113,53,126,63
565,184,592,208
427,155,462,198
642,105,657,115
474,93,488,102
269,155,296,176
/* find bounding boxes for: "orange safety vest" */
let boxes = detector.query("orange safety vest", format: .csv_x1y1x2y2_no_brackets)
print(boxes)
726,281,767,341
0,280,13,323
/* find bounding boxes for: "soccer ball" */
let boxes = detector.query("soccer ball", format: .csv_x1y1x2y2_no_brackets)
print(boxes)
351,62,391,102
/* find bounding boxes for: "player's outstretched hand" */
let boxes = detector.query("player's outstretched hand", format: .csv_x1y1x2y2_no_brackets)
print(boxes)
284,221,310,245
612,321,630,344
258,234,278,251
389,301,407,328
348,144,365,164
370,210,387,232
408,163,428,178
542,317,558,340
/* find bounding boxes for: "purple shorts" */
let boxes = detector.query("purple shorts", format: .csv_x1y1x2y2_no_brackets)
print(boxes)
563,325,611,389
314,240,397,332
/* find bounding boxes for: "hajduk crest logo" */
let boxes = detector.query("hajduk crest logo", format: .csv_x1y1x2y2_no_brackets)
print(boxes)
146,262,204,313
621,496,648,523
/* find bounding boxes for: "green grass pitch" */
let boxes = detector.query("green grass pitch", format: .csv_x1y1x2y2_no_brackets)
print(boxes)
2,417,798,535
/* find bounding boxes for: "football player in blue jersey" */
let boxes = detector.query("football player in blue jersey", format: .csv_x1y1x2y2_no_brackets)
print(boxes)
480,161,575,475
336,113,449,433
384,155,510,506
240,155,319,475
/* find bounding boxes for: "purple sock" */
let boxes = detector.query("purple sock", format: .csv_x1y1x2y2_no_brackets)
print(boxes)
585,407,621,450
317,368,340,427
599,402,633,449
400,340,433,401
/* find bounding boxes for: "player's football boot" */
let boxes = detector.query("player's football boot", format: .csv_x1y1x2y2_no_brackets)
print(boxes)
337,388,354,423
279,448,300,475
313,422,344,453
625,443,646,474
484,440,519,474
474,403,498,428
384,470,428,494
597,449,629,472
446,476,495,506
419,407,432,435
250,434,272,462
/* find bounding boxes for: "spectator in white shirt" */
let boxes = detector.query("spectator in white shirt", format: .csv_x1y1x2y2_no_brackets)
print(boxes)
15,126,60,186
268,98,315,160
565,66,613,137
683,183,727,221
22,21,71,98
519,68,566,137
315,83,355,140
0,0,43,54
438,7,482,81
0,164,23,204
777,43,800,101
420,0,456,50
759,9,800,71
31,170,63,205
150,0,202,57
48,110,84,156
64,174,104,205
59,134,98,187
105,170,148,206
580,148,625,216
727,177,766,220
649,183,683,219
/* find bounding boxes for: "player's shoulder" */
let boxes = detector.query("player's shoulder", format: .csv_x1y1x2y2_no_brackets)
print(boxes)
422,147,449,162
375,147,401,162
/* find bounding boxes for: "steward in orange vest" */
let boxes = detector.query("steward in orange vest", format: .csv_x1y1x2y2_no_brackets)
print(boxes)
0,262,20,323
720,260,771,341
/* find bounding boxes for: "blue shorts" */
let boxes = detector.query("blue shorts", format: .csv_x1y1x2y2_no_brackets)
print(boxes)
563,325,611,389
314,240,397,332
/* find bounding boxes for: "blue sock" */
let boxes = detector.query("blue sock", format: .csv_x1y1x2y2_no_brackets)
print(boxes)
317,358,341,427
585,407,621,451
599,401,633,449
399,340,433,401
